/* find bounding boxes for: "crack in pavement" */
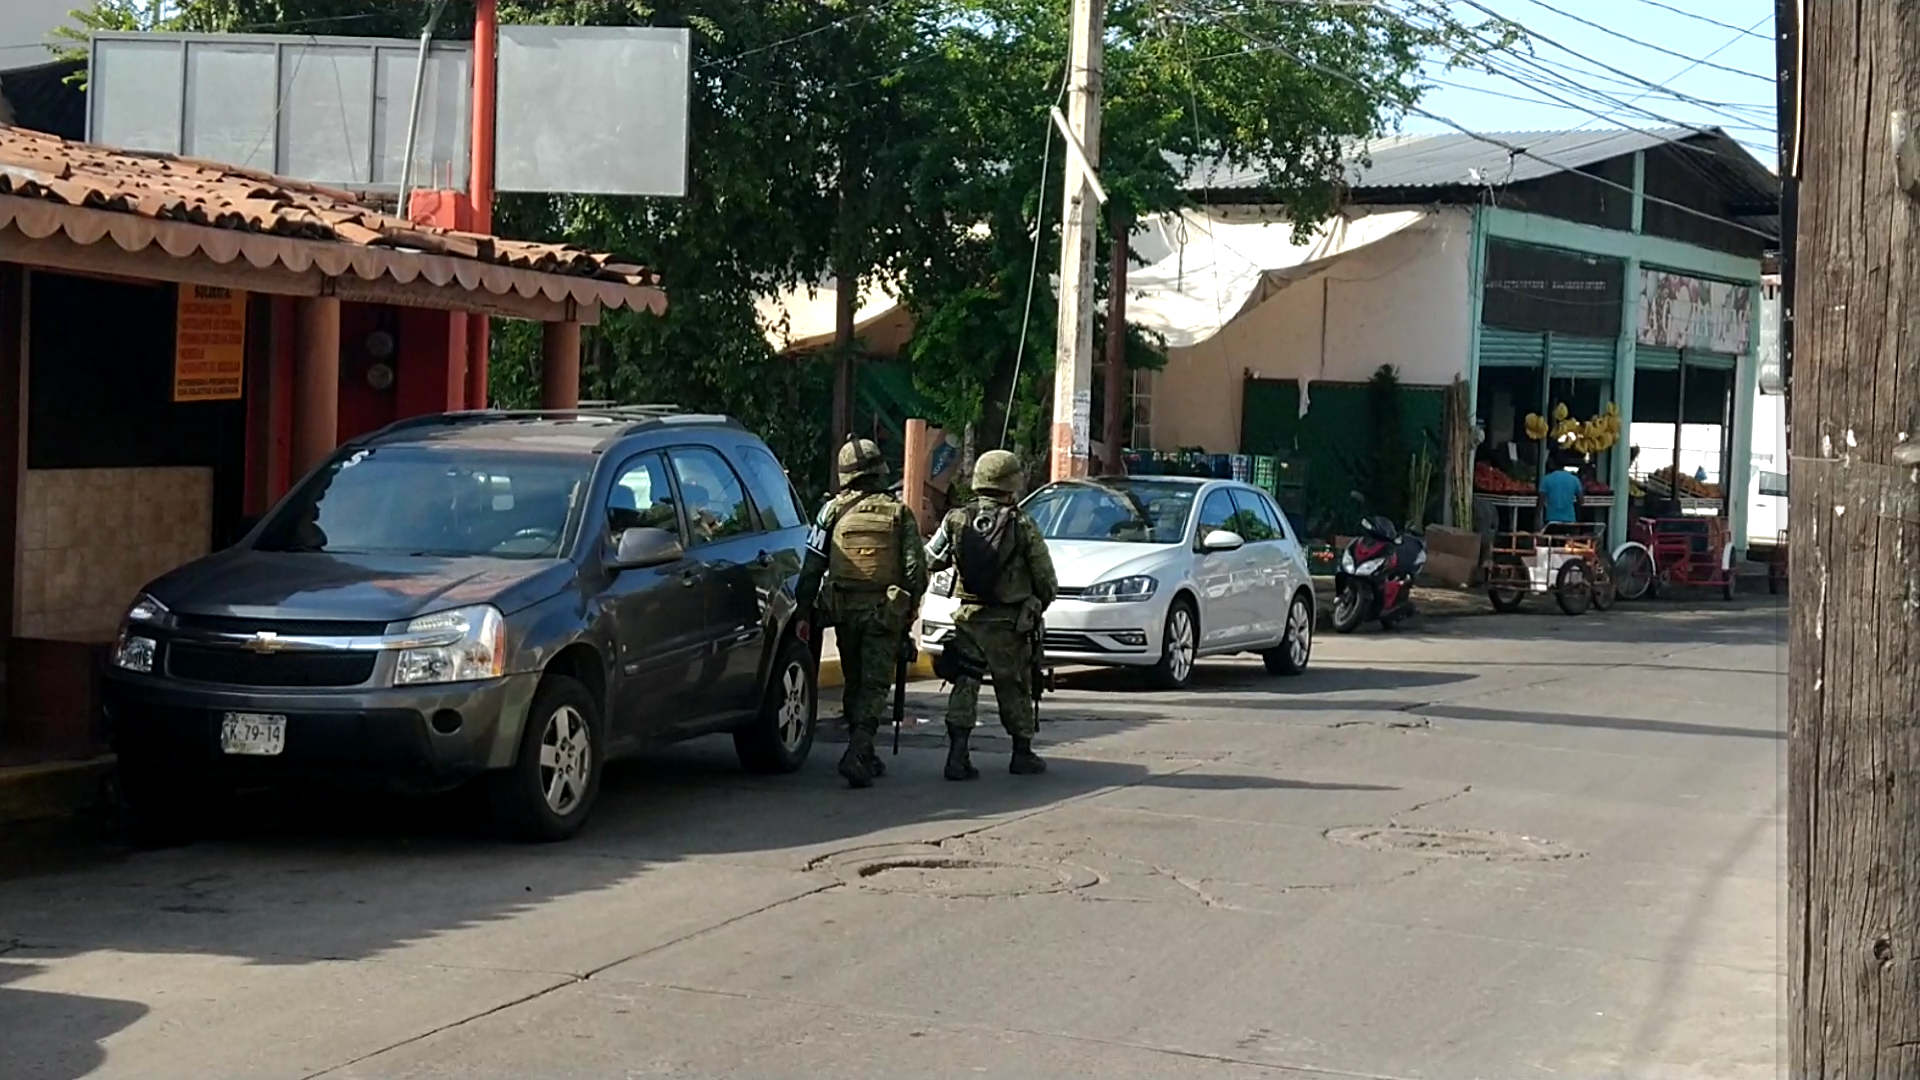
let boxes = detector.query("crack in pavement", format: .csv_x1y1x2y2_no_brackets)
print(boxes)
621,978,1428,1080
1391,785,1474,824
310,761,1214,1078
298,882,844,1080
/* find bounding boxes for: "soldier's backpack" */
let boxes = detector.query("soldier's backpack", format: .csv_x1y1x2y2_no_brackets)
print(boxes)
828,493,903,591
953,502,1017,601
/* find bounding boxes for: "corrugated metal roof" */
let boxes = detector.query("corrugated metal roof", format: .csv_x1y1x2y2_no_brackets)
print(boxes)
1183,127,1705,192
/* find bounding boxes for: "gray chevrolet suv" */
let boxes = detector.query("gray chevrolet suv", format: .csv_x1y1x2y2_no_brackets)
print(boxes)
102,408,819,842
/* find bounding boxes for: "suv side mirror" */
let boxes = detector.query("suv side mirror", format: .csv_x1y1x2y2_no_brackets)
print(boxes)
1200,529,1245,552
611,527,684,570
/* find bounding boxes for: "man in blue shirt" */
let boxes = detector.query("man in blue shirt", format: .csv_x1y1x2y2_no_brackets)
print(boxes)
1540,454,1583,529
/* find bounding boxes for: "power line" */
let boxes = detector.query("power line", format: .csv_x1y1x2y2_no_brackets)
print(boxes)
1453,0,1773,109
1513,0,1775,85
1400,5,1773,138
1623,0,1772,41
1564,13,1773,135
1196,14,1777,242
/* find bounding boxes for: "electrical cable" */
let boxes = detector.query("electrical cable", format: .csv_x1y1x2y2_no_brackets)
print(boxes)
1002,68,1075,450
1622,0,1772,41
1193,13,1777,242
1512,0,1775,85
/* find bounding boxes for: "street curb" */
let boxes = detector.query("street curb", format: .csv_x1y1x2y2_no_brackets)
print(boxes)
819,653,937,691
0,755,115,826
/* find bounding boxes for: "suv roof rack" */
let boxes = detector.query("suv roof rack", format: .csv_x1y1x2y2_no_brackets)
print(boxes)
366,405,741,442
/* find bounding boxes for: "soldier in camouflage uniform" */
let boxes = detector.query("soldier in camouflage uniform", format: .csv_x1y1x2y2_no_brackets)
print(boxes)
927,449,1057,778
795,436,928,789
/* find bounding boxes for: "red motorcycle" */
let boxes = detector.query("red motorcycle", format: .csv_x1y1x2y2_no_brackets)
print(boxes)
1332,514,1428,633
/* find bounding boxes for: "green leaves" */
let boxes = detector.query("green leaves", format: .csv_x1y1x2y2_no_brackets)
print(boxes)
65,0,1500,482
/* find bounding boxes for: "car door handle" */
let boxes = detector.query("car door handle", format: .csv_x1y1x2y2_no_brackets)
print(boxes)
679,568,703,587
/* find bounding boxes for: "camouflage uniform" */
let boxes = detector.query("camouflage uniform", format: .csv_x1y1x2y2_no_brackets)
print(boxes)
927,450,1057,778
795,437,928,789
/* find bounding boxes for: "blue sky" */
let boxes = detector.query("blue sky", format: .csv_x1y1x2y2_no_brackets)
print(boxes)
1411,0,1777,166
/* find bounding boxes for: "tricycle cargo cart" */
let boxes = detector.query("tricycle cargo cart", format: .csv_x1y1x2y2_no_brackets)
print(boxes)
1609,515,1736,601
1486,523,1617,616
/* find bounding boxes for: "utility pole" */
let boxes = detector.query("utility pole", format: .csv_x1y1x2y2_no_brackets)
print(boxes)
1789,3,1920,1077
1049,0,1106,481
1101,204,1131,475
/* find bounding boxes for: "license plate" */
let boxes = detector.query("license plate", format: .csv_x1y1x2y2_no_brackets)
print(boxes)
220,712,287,756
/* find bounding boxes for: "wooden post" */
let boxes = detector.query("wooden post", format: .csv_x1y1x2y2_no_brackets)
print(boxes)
540,320,581,409
1049,0,1105,481
290,296,341,481
902,418,930,534
1102,204,1131,475
1790,3,1920,1073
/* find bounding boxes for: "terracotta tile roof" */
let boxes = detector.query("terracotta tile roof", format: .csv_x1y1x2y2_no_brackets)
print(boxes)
0,124,664,312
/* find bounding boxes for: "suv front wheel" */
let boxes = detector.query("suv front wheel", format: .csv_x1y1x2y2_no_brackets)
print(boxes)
490,674,603,842
734,634,816,773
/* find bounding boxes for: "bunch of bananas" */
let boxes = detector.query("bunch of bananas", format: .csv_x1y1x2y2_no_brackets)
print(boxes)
1523,401,1622,454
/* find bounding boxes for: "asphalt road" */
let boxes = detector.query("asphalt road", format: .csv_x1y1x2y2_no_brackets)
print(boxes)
0,598,1785,1080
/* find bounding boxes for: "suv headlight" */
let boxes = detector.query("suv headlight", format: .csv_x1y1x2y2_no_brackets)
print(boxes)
112,593,168,673
931,568,955,598
394,605,506,686
1081,575,1157,603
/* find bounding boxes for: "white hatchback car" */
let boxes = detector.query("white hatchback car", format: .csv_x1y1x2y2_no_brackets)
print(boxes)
920,476,1315,689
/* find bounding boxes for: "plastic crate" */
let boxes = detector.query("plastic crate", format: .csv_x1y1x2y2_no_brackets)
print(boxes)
1252,455,1278,493
1230,454,1252,482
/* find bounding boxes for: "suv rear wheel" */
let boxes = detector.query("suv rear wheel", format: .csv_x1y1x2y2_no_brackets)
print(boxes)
734,635,817,773
490,674,603,842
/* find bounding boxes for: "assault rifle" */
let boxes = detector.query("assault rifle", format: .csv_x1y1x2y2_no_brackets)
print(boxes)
893,635,917,754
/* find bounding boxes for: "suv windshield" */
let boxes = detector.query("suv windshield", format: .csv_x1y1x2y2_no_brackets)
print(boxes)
255,445,589,559
1022,480,1198,544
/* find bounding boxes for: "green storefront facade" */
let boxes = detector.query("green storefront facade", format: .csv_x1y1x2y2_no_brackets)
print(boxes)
1465,176,1766,554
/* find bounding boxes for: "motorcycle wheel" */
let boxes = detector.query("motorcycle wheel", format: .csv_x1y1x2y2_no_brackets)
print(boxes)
1332,581,1371,634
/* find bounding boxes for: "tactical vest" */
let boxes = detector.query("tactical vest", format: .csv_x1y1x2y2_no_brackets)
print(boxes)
829,493,903,592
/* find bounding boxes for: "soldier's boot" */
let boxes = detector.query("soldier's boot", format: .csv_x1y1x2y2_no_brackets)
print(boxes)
862,745,887,778
838,730,875,789
944,726,980,782
1009,736,1048,775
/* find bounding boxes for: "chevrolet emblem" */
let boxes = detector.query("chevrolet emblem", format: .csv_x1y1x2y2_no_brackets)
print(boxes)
244,631,285,654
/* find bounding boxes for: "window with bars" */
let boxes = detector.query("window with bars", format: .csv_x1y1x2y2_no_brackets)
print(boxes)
1129,368,1154,450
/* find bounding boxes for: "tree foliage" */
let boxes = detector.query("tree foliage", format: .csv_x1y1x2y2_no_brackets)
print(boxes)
59,0,1506,486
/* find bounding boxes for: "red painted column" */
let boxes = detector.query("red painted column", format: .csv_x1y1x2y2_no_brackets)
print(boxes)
466,0,498,411
541,320,581,409
291,296,341,481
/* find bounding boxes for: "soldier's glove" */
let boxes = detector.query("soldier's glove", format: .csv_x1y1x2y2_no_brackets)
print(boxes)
898,636,920,666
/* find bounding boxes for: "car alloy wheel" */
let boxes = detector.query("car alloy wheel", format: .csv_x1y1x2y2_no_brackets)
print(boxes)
539,704,593,816
776,657,809,752
1166,606,1196,683
1287,595,1312,668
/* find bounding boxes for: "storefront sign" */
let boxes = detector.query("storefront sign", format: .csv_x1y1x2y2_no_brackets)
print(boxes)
1481,240,1623,339
1635,269,1752,355
173,284,247,401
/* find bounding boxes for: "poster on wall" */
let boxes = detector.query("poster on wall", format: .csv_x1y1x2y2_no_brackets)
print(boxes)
173,284,247,402
1635,269,1752,355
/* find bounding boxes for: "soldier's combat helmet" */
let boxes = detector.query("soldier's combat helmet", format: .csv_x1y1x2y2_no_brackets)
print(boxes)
971,449,1023,495
836,435,888,486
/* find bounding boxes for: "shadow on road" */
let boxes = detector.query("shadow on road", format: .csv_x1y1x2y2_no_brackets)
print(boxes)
1138,772,1397,793
1053,664,1474,696
0,957,146,1080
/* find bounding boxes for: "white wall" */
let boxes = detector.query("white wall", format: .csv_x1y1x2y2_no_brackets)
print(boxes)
1146,207,1473,453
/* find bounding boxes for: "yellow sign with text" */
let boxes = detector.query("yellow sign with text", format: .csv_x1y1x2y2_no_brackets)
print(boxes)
173,284,247,402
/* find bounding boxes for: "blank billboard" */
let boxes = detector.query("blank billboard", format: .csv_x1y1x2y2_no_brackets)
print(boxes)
88,32,472,192
495,25,690,198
